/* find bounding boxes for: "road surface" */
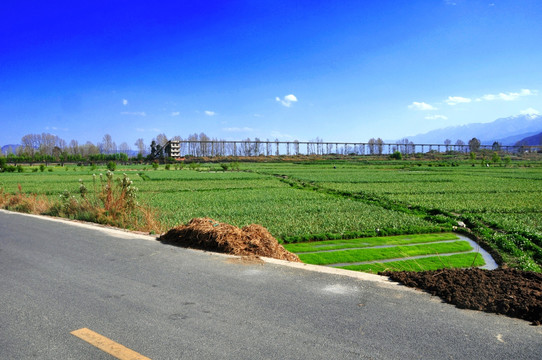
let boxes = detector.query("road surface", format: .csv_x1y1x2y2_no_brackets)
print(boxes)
1,210,540,359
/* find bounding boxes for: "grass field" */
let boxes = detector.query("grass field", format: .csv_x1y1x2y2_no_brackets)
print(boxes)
1,158,541,272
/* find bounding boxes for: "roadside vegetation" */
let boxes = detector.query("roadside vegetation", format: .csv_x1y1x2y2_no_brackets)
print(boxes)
1,153,541,272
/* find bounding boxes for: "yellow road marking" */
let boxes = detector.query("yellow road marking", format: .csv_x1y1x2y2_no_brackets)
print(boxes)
71,328,151,360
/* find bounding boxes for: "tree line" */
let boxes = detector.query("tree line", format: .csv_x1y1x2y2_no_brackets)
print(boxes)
1,131,536,166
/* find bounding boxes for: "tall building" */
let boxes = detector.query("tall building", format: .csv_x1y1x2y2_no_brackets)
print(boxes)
165,140,181,158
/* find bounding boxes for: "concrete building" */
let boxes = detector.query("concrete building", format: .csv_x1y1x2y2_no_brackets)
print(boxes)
165,140,181,158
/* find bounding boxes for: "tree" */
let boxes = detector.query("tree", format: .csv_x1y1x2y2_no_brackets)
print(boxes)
155,133,168,147
199,133,210,156
444,139,451,152
149,140,164,159
470,151,476,165
68,139,79,155
492,152,501,166
376,138,384,155
119,142,130,155
492,142,501,151
135,138,146,155
368,138,376,155
468,137,481,152
455,139,466,153
101,134,115,154
21,134,38,157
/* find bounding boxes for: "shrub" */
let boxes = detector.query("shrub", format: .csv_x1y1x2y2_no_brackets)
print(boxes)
389,151,402,160
189,162,201,170
107,161,117,171
39,164,46,172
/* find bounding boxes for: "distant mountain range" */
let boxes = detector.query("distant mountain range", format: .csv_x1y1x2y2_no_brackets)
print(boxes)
401,114,542,145
517,131,542,146
1,144,19,154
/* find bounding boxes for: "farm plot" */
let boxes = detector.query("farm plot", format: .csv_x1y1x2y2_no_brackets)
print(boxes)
135,170,436,239
283,233,487,273
250,162,542,270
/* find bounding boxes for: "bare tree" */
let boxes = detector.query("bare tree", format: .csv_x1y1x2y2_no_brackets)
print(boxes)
199,132,210,156
21,134,38,157
155,133,168,147
368,138,376,155
135,138,146,155
119,142,130,155
101,134,115,154
68,139,79,155
376,138,384,155
444,139,451,152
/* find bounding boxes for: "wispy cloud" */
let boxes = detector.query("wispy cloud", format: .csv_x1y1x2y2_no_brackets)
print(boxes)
271,130,293,139
171,111,180,116
45,126,68,131
445,96,471,106
478,89,536,102
425,114,448,120
520,107,540,116
223,127,254,132
408,102,437,111
121,111,146,116
205,110,216,116
136,127,161,132
276,94,298,107
122,99,128,106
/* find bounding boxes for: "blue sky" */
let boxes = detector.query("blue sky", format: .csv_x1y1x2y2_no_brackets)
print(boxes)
2,0,541,148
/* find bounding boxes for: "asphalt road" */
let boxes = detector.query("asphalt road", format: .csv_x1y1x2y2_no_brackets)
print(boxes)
1,210,541,359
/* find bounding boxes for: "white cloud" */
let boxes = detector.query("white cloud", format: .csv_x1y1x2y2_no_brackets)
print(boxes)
136,128,161,133
271,130,294,139
122,99,128,106
425,115,448,120
520,107,540,115
223,127,254,132
276,94,298,107
479,89,536,102
445,96,471,106
121,111,146,116
205,110,216,116
408,102,437,111
171,111,180,116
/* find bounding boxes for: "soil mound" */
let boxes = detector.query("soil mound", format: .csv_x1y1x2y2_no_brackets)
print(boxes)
158,218,300,262
381,268,542,325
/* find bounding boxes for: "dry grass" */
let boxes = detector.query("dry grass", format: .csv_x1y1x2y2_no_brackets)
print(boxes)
0,175,163,234
159,217,300,262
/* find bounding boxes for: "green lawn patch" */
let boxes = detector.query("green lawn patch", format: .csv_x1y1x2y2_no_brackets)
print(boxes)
339,252,486,273
283,232,459,253
297,240,473,266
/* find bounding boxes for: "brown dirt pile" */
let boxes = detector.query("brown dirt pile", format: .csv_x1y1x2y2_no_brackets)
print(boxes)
381,268,542,325
158,218,300,262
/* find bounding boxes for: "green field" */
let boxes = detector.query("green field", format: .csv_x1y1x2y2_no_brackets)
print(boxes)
1,159,541,272
283,232,486,273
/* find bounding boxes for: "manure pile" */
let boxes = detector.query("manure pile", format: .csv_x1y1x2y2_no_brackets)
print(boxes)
159,218,300,262
382,268,542,325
